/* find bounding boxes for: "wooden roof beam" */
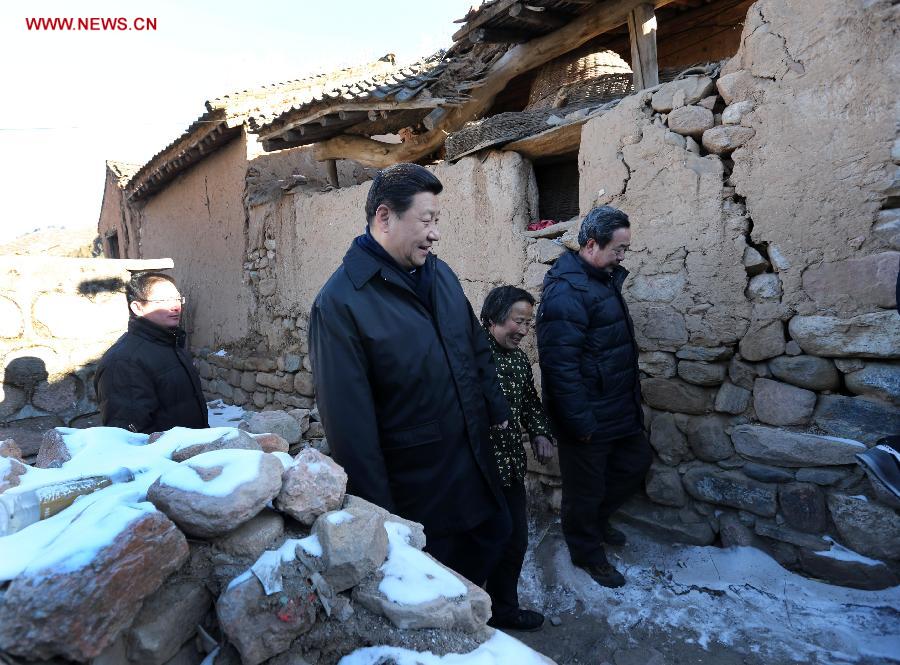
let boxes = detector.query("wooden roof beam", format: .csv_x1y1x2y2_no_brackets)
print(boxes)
469,27,535,44
314,0,676,167
628,3,659,89
508,3,569,30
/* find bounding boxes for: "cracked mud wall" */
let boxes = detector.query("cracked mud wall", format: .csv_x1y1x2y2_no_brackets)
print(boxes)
725,0,898,316
137,136,253,347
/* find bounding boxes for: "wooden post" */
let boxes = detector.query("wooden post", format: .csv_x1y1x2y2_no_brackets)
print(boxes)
325,159,339,189
627,3,659,90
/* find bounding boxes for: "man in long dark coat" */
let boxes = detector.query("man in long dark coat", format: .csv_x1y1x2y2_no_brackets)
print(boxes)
309,163,512,586
536,205,652,588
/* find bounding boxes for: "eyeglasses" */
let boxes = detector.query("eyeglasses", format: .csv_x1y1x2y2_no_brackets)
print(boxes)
610,246,629,257
142,296,186,305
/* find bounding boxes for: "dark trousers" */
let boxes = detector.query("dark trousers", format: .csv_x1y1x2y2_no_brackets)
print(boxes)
425,504,512,587
485,482,528,618
558,431,652,565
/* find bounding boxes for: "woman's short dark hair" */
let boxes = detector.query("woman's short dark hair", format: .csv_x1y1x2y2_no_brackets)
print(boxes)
365,163,443,224
577,205,630,248
126,271,176,311
480,285,536,326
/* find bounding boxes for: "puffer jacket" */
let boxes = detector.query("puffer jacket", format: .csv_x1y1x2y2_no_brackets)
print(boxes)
95,316,209,434
536,250,643,442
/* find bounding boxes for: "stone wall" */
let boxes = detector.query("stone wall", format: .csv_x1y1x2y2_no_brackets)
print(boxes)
523,0,899,588
183,0,897,587
0,256,168,455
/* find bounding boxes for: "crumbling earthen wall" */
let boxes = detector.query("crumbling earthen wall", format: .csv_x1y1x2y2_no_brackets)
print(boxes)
136,137,253,348
0,257,164,454
517,0,900,587
97,169,136,259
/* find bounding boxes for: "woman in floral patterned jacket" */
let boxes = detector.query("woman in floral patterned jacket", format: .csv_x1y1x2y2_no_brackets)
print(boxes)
480,285,555,632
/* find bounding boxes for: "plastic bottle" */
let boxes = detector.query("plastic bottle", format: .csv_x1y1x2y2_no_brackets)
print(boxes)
0,467,136,537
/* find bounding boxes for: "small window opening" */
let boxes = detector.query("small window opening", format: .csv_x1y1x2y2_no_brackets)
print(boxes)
534,155,580,224
106,232,120,259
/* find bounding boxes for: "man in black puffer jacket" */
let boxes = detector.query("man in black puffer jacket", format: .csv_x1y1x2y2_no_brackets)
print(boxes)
95,272,208,434
536,206,652,588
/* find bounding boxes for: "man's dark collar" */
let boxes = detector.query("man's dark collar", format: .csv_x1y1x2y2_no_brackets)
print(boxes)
128,315,184,345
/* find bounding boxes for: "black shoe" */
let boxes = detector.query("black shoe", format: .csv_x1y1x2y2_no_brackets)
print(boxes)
487,608,545,632
602,524,627,546
580,561,626,588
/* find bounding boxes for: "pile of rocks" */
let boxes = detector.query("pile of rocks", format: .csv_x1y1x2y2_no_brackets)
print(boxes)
0,426,525,665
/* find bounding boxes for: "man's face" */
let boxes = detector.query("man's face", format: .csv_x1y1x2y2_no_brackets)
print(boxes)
374,191,441,270
130,279,183,329
581,227,631,272
490,300,534,350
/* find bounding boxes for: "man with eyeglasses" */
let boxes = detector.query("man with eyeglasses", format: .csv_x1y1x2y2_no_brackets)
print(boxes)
536,205,652,588
95,271,209,433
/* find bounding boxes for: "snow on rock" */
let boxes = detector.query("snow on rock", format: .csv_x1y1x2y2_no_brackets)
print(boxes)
275,447,347,525
0,456,27,492
523,523,900,665
314,503,388,592
147,449,283,538
0,506,187,662
151,427,261,462
244,410,302,445
338,628,555,664
353,521,490,633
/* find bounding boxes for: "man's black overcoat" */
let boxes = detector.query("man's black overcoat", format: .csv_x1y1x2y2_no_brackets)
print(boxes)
309,242,511,537
536,250,644,442
94,316,209,434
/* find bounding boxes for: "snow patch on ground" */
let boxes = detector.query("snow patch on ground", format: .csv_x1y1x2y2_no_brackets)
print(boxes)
379,521,467,605
521,522,900,665
338,629,552,664
206,400,246,428
326,510,354,525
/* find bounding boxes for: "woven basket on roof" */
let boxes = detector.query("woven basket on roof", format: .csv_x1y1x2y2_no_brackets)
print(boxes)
527,47,632,110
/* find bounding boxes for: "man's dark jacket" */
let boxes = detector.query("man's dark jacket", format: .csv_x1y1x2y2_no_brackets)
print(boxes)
94,316,209,434
536,250,643,442
309,242,512,537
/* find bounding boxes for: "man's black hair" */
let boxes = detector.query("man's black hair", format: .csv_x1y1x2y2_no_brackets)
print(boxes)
480,285,536,326
577,205,630,248
126,271,177,313
365,163,443,224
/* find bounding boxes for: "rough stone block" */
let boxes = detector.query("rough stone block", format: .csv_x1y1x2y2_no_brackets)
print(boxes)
641,378,715,414
245,410,302,444
798,548,899,591
731,424,866,467
844,362,900,405
873,209,900,250
314,508,388,593
714,381,751,414
746,273,782,302
683,465,777,516
722,100,754,125
645,464,686,507
827,493,900,560
650,76,714,112
255,372,282,390
676,361,727,386
666,105,714,137
813,394,900,444
754,520,828,551
680,414,734,462
789,311,900,358
126,578,212,665
701,125,755,154
719,512,759,548
767,355,840,391
613,496,715,545
795,467,850,486
649,411,691,465
0,296,23,338
779,482,828,533
752,378,816,426
524,262,551,290
639,351,676,378
738,319,785,362
742,462,793,483
675,346,732,362
212,509,284,559
527,238,566,264
716,70,754,104
276,448,347,526
293,371,315,397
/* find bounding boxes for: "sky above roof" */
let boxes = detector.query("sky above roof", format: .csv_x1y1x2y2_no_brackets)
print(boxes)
0,0,474,244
